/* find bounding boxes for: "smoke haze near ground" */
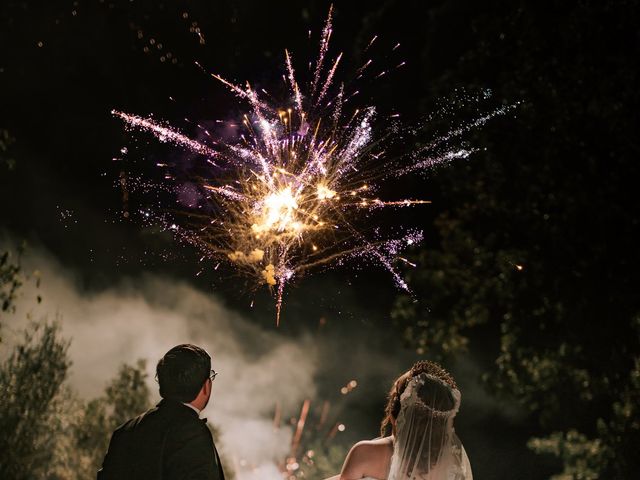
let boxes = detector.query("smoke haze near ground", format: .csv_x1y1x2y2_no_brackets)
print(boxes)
4,243,320,477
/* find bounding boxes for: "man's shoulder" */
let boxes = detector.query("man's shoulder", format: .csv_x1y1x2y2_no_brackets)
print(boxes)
114,405,161,433
114,401,203,437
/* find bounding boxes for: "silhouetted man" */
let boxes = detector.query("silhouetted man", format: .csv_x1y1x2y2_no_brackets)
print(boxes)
98,344,226,480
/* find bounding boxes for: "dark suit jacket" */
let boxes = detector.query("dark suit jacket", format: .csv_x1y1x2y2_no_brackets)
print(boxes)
97,399,226,480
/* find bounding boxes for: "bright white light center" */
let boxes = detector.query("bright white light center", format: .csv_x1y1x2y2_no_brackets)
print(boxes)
254,187,299,233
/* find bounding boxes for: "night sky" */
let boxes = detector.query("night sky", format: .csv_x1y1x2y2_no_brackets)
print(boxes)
0,0,480,276
3,1,637,478
1,0,471,326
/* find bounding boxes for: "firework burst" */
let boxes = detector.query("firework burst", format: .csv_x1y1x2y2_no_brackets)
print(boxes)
113,7,512,323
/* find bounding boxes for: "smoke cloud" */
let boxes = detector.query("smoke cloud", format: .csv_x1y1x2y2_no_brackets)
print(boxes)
4,245,319,479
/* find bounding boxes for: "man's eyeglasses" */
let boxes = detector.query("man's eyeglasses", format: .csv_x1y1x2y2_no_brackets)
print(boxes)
153,369,219,384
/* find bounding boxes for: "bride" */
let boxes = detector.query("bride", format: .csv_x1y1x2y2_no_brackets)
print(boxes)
325,360,472,480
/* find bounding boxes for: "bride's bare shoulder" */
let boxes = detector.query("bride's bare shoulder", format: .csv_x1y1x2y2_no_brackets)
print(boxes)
352,436,393,451
365,436,394,446
339,437,393,479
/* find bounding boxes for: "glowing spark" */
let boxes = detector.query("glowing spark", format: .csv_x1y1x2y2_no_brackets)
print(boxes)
365,35,378,51
399,257,417,267
273,401,282,429
291,399,311,456
316,184,336,200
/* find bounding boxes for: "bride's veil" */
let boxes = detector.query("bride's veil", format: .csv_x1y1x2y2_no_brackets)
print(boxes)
387,373,472,480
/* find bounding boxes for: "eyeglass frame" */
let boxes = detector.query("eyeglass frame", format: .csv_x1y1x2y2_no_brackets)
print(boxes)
154,368,219,384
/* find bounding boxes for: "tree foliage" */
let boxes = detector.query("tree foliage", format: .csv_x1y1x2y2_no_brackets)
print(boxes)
0,321,71,479
74,359,151,474
0,312,152,479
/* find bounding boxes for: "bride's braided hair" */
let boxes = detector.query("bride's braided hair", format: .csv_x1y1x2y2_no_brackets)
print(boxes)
380,360,457,437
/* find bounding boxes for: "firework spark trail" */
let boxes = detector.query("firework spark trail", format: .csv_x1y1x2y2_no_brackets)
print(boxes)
331,83,344,131
311,4,333,98
365,35,378,52
112,110,218,158
113,8,512,322
203,67,273,114
342,230,425,294
399,103,520,176
362,199,433,208
397,149,477,176
423,104,515,151
336,107,375,175
291,399,311,457
316,52,342,106
202,185,245,201
356,59,373,79
285,50,304,115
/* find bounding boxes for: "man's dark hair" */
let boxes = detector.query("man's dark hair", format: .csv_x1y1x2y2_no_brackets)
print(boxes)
156,344,211,402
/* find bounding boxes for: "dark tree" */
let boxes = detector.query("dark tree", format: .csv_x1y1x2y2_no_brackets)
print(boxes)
389,0,640,477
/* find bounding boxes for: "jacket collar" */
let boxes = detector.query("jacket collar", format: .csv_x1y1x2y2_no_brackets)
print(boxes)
157,398,200,418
